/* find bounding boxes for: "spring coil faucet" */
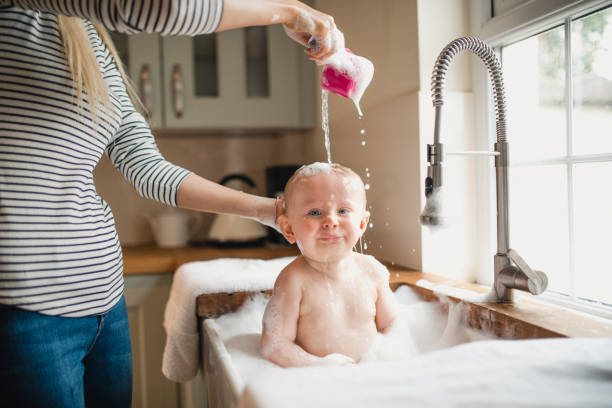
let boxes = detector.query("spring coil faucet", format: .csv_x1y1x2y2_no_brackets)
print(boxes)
421,37,548,302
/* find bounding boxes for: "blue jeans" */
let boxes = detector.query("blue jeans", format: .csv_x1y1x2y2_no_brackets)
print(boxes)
0,296,132,407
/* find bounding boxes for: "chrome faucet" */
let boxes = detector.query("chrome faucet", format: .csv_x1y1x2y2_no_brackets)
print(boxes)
420,37,548,302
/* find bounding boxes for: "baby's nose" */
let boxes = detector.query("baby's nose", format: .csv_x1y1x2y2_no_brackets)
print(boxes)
323,214,339,228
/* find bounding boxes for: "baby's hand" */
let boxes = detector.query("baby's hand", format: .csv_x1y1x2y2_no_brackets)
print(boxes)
319,353,356,366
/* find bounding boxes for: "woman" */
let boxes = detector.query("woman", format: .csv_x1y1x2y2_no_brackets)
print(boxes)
0,0,338,406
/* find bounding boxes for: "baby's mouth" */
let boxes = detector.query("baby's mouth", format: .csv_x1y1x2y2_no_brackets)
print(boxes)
318,234,343,243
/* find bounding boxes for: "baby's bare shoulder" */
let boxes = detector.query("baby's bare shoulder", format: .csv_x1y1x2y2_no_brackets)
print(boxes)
353,253,390,282
274,256,308,289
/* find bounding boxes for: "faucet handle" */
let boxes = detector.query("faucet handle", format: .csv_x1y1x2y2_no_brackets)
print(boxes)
507,249,548,295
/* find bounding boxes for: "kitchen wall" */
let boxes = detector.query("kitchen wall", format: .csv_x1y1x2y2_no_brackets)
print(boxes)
97,0,480,281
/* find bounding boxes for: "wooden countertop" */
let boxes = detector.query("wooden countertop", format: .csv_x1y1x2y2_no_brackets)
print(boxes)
122,244,299,275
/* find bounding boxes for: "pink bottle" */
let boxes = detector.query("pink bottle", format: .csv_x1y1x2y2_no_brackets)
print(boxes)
321,48,356,98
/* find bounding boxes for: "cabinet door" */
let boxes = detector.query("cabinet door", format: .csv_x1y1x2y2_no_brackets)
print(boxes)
124,274,179,408
162,25,310,129
126,34,164,129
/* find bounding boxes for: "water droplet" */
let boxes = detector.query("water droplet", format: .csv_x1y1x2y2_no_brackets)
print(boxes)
369,222,374,228
360,129,365,135
366,172,370,177
366,167,369,172
361,140,366,146
365,184,370,190
364,242,368,249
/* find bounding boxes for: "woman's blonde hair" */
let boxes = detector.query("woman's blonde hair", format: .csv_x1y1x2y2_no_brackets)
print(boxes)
57,15,145,116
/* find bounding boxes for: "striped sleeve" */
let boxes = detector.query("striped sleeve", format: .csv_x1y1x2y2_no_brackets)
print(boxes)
0,0,223,35
106,94,191,207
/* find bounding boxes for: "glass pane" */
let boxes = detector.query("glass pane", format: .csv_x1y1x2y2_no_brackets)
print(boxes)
193,34,219,97
573,162,612,305
509,165,570,293
502,27,566,162
572,7,612,155
108,32,129,72
245,27,269,97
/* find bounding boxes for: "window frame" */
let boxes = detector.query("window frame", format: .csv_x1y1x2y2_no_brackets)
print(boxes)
470,0,612,319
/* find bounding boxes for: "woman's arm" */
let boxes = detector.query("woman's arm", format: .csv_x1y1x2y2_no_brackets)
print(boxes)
2,0,223,35
2,0,339,59
217,0,339,61
176,173,278,228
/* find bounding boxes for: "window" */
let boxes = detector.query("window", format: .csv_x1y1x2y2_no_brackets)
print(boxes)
501,6,612,309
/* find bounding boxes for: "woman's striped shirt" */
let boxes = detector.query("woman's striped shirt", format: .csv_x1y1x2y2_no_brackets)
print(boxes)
0,0,223,316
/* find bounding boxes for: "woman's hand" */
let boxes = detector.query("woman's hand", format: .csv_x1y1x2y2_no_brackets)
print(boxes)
256,196,283,232
282,2,342,63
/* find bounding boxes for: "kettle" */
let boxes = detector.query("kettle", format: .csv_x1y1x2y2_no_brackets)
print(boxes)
207,174,268,247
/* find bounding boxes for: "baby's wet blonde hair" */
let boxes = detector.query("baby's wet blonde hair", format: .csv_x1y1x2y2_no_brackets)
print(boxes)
283,162,367,214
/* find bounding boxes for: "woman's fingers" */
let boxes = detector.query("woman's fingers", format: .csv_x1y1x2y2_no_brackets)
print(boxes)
283,4,340,62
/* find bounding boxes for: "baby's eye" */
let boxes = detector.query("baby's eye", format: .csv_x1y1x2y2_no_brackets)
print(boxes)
338,208,351,215
308,209,321,216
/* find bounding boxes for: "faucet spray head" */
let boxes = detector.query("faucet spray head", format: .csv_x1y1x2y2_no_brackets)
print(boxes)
420,143,447,227
420,189,446,227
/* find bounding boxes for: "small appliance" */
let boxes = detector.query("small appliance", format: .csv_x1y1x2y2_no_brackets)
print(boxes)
207,174,268,247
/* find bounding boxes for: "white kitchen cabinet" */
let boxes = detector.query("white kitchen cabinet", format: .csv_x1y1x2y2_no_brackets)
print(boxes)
111,24,316,131
124,34,165,129
124,273,178,408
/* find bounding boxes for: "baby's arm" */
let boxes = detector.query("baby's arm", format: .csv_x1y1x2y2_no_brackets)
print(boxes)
261,264,352,367
371,258,398,333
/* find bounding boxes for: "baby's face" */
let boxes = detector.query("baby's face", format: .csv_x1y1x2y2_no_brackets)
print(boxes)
281,172,369,263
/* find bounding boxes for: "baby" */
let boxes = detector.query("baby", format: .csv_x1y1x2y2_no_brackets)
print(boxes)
260,162,397,367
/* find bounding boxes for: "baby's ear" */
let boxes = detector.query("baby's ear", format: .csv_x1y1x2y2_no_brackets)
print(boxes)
278,214,296,244
359,211,370,235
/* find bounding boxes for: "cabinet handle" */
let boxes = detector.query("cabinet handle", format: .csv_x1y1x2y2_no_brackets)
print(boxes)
139,64,152,117
172,64,184,118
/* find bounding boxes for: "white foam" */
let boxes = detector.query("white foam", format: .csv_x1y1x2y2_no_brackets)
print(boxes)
213,285,496,378
295,162,334,177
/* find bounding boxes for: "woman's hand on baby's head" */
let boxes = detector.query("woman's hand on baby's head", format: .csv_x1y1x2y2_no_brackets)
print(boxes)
319,353,356,366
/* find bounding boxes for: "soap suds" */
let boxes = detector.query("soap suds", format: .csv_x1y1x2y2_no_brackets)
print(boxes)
212,284,496,383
